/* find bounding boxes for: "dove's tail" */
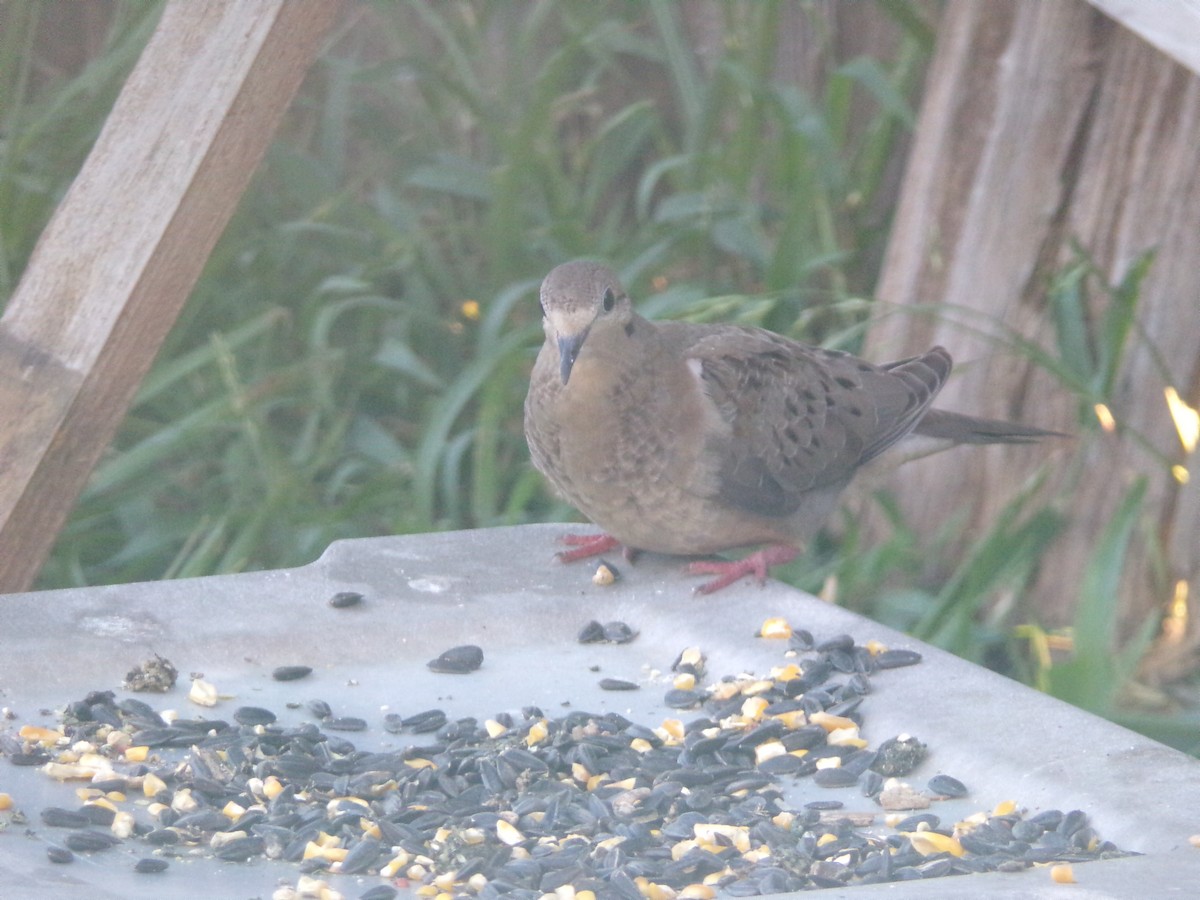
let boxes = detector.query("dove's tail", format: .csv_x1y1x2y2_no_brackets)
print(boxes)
914,408,1068,445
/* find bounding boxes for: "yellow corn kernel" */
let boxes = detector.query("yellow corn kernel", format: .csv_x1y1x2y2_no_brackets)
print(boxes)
905,832,964,858
1051,864,1076,883
759,617,792,639
526,720,549,747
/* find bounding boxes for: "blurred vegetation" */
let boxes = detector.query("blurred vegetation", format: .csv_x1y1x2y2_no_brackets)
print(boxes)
2,1,1194,749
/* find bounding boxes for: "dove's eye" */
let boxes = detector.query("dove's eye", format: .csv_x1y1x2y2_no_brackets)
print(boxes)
602,288,615,312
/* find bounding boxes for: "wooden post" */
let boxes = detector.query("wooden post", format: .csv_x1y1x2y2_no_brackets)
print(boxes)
865,0,1200,672
0,0,344,592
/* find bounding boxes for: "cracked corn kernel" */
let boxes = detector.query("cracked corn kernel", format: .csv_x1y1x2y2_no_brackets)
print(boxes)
809,711,856,732
770,663,802,681
758,617,792,639
672,673,696,691
18,725,64,746
656,719,685,741
379,853,409,877
905,831,964,858
592,563,617,586
753,741,786,765
497,820,525,846
740,696,769,719
1051,864,1076,883
187,678,218,707
111,810,136,838
222,801,246,819
826,726,866,748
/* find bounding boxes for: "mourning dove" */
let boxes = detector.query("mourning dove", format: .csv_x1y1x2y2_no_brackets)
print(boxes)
524,260,1058,594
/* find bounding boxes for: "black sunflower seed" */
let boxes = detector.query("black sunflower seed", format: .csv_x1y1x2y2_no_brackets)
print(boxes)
599,678,639,691
428,644,484,674
272,665,313,681
328,591,363,608
46,846,74,864
214,835,265,862
805,799,844,811
602,621,638,643
118,698,166,724
663,689,706,709
324,720,364,734
893,813,939,832
874,648,923,669
65,830,121,851
234,706,277,726
758,754,804,775
79,804,117,826
10,751,51,765
134,858,169,873
927,774,968,798
813,768,860,788
340,837,382,874
401,709,447,733
306,699,333,719
40,807,90,828
577,620,606,643
1058,809,1088,836
816,633,855,652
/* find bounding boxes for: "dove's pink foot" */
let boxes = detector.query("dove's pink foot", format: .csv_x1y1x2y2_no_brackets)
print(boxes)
687,544,800,595
556,533,623,563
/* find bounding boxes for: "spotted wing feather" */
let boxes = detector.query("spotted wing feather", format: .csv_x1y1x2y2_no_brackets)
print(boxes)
669,325,951,518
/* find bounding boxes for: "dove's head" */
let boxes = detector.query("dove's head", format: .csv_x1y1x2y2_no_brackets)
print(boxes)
539,260,634,384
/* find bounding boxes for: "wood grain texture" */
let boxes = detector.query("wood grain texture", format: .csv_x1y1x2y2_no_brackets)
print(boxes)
1086,0,1200,77
0,0,344,592
866,0,1200,666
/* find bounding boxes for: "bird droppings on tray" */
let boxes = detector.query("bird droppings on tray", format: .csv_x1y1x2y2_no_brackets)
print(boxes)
0,617,1133,896
123,655,179,693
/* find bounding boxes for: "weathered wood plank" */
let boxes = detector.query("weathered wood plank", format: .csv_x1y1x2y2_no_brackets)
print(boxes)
865,0,1200,674
0,0,343,592
1086,0,1200,77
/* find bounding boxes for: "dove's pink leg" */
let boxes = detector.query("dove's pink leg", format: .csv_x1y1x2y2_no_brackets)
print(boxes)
556,533,624,563
687,545,799,595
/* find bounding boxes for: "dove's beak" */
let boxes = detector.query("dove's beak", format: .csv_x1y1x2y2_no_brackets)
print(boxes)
557,330,588,384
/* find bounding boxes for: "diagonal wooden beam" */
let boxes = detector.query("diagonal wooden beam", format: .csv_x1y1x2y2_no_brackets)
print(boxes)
0,0,344,592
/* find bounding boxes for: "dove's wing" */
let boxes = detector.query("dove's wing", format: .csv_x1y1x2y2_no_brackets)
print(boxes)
668,325,950,517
